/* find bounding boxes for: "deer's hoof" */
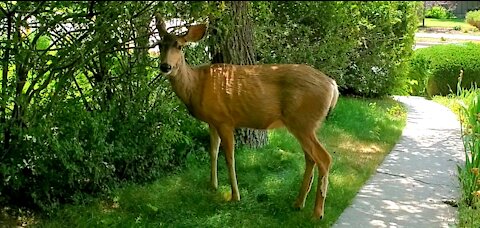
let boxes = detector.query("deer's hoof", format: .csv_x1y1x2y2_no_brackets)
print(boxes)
223,192,240,202
210,184,218,191
231,194,240,202
312,212,324,220
292,201,305,210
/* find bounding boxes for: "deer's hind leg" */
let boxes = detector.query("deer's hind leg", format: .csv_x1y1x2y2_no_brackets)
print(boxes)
312,141,332,219
287,125,332,219
293,152,316,210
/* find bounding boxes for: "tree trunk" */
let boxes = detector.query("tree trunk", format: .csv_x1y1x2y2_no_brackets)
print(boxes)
209,1,268,148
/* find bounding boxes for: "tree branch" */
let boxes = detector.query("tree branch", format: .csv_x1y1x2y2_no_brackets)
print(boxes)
72,72,93,112
132,1,156,18
21,1,46,22
0,4,7,16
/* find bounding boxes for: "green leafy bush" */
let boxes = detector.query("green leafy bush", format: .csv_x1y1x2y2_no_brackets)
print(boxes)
0,87,208,211
425,5,455,19
466,10,480,29
252,1,418,97
408,43,480,97
0,1,210,212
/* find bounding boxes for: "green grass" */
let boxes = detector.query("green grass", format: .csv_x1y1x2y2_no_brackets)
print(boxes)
32,97,407,227
418,18,480,35
421,18,477,30
432,95,462,117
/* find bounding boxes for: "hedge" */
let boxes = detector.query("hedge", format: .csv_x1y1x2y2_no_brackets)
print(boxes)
466,10,480,29
408,42,480,97
253,1,419,97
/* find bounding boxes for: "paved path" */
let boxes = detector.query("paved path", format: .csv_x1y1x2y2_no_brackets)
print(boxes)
333,96,465,228
416,32,480,41
413,41,460,50
414,32,480,50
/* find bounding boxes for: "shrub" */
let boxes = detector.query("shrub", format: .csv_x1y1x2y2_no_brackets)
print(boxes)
252,1,418,97
466,10,480,29
0,1,213,212
405,53,430,96
425,5,455,19
408,43,480,97
0,93,208,212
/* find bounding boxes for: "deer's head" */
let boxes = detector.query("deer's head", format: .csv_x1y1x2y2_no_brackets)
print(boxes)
155,15,207,75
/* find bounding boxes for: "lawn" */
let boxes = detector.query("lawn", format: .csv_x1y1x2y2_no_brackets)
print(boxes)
26,97,407,227
418,18,479,34
422,18,476,29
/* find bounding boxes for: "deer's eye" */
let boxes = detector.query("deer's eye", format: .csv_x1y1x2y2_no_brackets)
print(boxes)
159,43,166,50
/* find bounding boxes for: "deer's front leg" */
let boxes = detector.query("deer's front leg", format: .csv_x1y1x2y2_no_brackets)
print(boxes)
216,124,240,201
209,125,221,190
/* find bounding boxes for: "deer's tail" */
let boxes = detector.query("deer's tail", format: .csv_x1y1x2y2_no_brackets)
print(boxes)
327,80,339,119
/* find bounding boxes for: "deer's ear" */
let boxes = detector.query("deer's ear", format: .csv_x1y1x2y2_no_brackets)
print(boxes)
154,13,169,37
180,24,207,43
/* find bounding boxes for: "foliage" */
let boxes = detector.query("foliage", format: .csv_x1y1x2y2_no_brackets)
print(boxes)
0,1,209,212
435,82,480,227
35,97,407,227
425,5,456,19
416,1,426,23
252,1,418,97
406,51,431,96
455,82,480,207
426,43,480,96
408,43,480,97
466,10,480,29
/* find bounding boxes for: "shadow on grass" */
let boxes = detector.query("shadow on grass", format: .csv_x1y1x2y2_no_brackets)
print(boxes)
326,97,406,144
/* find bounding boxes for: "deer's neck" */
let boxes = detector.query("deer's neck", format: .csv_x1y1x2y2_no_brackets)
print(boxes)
168,58,198,108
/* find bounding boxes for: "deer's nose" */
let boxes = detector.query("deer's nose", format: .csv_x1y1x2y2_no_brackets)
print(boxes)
160,63,172,73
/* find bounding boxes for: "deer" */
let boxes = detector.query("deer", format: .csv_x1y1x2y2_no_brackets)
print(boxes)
154,15,339,219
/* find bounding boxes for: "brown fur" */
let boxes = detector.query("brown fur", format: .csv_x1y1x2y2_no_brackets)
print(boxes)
155,15,339,219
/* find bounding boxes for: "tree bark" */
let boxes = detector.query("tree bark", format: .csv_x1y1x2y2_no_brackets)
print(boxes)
209,1,268,148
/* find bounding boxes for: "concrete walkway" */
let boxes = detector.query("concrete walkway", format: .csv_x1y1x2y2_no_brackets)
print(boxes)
414,32,480,49
416,32,480,41
333,96,465,228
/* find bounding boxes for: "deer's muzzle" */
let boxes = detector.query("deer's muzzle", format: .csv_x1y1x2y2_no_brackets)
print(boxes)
160,63,172,74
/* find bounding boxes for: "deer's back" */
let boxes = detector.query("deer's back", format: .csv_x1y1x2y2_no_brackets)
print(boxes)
193,63,336,129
